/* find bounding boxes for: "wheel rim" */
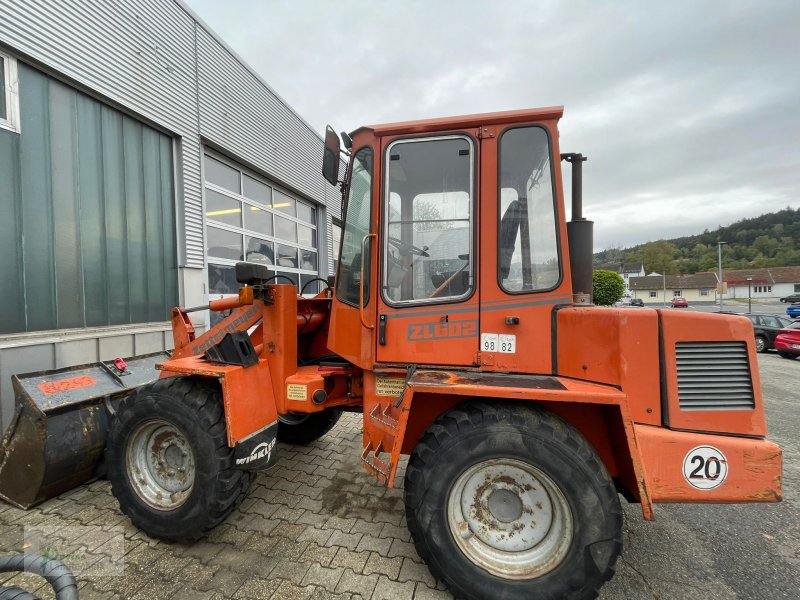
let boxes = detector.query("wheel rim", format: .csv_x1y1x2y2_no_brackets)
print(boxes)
126,419,195,511
278,412,310,426
755,337,765,352
447,458,573,580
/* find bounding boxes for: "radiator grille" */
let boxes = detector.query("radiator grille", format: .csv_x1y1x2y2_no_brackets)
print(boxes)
675,341,755,411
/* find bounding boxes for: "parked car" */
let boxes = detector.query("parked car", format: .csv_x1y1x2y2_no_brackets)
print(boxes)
741,314,794,353
787,304,800,319
780,293,800,303
774,321,800,359
671,297,688,308
630,298,644,307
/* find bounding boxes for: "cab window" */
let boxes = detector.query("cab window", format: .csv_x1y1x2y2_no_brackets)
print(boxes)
498,126,560,292
383,136,474,305
336,147,373,306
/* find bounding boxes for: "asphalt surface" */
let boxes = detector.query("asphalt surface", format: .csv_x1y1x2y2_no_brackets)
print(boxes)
600,351,800,599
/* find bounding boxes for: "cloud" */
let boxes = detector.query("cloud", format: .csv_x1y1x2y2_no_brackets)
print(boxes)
184,0,800,250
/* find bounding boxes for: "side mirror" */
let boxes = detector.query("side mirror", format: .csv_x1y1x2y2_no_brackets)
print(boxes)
322,125,341,186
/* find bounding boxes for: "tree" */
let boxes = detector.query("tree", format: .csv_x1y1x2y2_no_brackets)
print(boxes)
592,270,625,306
639,240,677,274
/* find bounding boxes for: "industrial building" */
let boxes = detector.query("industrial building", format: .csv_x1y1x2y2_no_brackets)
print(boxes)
0,0,339,429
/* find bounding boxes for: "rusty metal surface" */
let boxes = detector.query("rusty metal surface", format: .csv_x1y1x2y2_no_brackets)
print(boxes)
409,369,567,390
0,353,168,509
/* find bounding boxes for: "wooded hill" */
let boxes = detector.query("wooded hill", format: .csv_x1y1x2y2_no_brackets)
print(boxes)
594,207,800,275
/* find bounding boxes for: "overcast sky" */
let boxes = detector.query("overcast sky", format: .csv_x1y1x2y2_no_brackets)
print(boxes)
184,0,799,251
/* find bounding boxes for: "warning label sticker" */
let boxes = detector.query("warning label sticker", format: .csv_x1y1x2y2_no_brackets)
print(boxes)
287,384,308,401
375,377,405,397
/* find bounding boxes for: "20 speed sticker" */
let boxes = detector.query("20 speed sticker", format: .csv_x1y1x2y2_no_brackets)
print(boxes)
682,445,728,490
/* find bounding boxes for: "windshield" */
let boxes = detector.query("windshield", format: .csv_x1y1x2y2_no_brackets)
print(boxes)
336,147,373,306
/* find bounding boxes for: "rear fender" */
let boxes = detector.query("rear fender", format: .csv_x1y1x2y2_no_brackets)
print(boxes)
157,358,278,470
366,369,654,520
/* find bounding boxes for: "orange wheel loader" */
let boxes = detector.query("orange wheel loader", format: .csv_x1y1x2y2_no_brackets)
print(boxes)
0,107,782,600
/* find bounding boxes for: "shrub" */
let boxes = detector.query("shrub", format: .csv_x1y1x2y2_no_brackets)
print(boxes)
592,270,625,306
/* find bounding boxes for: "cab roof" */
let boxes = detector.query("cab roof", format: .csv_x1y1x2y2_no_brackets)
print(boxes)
351,106,564,138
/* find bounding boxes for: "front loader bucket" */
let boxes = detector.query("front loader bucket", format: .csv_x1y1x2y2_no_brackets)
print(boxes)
0,353,169,509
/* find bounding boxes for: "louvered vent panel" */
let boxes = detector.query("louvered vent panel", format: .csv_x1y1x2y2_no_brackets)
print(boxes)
675,342,755,411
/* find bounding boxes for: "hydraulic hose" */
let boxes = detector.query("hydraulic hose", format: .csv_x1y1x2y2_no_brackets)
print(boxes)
0,554,78,600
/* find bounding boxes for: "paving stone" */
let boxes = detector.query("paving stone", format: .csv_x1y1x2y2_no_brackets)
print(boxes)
413,583,455,599
302,562,345,591
330,548,370,572
378,523,411,542
270,558,311,584
266,537,310,560
363,552,403,579
232,575,282,599
274,505,306,522
387,539,420,561
326,530,362,551
371,575,416,600
355,534,392,556
298,526,334,545
335,569,379,597
325,516,357,533
269,579,317,600
246,515,280,535
272,521,308,540
397,558,437,587
300,542,339,567
297,510,329,527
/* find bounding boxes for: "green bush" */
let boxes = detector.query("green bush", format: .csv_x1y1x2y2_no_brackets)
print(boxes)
592,270,625,306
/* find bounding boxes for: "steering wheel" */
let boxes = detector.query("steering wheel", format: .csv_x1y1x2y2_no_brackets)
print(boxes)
388,236,429,257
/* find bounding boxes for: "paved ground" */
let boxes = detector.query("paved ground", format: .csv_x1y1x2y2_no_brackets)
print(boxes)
0,353,797,599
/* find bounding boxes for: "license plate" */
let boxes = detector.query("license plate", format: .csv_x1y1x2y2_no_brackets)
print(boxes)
791,344,800,349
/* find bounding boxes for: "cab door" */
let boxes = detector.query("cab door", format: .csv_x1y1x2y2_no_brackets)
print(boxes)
375,134,480,366
478,123,573,374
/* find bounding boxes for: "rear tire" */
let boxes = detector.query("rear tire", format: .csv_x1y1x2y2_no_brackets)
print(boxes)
405,402,622,600
106,377,252,542
276,409,341,445
755,335,767,353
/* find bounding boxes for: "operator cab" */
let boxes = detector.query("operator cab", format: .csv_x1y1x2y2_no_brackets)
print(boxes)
325,108,588,374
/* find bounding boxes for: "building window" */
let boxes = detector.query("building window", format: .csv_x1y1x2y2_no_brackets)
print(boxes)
674,290,682,297
795,284,800,293
0,52,20,133
700,289,709,296
649,291,657,298
0,64,178,334
768,285,772,293
203,153,319,300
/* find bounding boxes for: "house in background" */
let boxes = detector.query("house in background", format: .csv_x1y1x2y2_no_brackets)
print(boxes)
629,273,719,304
721,267,800,300
619,263,645,296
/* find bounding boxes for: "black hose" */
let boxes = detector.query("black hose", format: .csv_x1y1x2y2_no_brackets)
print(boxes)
0,554,78,600
300,277,330,295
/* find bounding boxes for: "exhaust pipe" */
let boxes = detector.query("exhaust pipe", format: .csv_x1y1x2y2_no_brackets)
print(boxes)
561,153,593,305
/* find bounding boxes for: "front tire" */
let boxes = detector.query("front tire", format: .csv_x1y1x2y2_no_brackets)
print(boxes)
106,377,252,542
755,335,767,353
405,402,622,600
778,351,797,360
276,409,341,445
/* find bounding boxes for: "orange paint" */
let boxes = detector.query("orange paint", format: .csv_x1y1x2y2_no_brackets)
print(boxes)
38,375,96,395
